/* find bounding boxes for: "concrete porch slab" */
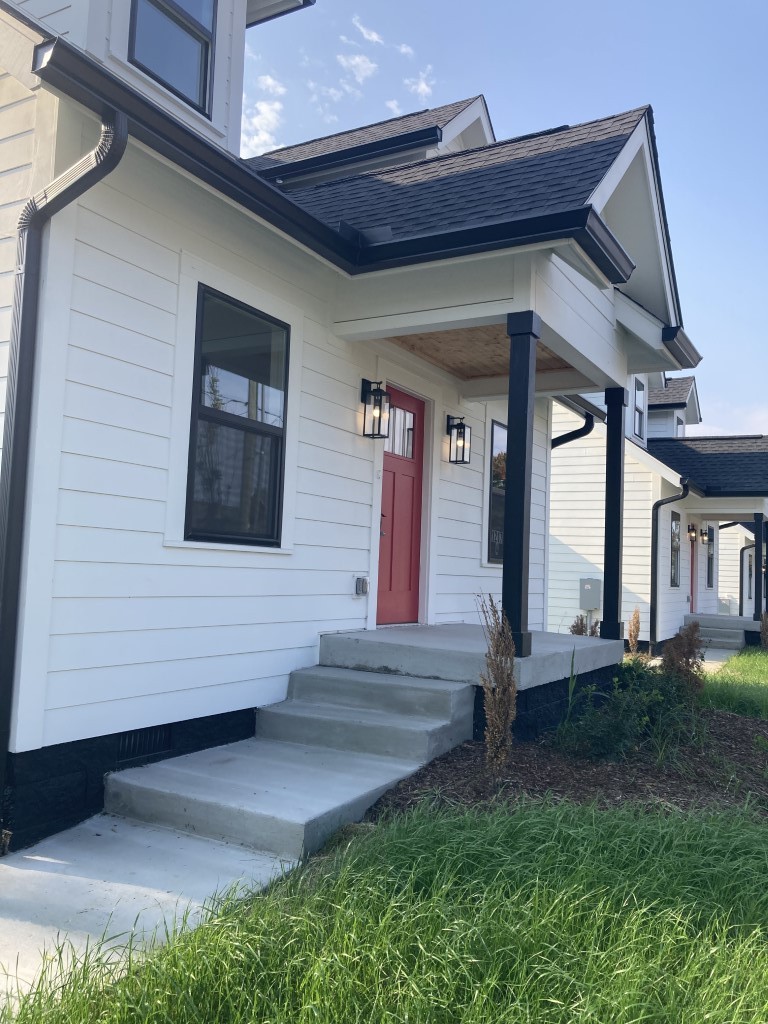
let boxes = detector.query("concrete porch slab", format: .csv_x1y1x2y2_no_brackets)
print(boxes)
686,613,759,632
321,625,624,690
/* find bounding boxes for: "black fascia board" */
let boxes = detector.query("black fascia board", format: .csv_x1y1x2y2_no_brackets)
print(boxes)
246,0,315,28
30,37,635,283
648,400,688,410
32,37,359,272
703,488,768,499
258,126,443,182
661,325,701,369
353,206,635,283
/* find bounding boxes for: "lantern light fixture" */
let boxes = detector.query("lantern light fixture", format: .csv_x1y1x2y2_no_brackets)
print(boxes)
700,527,709,545
447,415,472,465
360,379,391,439
687,524,697,542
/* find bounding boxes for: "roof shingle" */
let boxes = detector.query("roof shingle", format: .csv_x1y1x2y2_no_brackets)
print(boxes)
647,436,768,495
648,375,695,408
284,107,648,241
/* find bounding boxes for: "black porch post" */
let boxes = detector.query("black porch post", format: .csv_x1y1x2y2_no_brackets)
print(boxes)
502,311,540,658
600,387,628,640
754,513,764,621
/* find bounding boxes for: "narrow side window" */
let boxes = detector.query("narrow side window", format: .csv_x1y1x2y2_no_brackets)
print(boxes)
670,511,680,587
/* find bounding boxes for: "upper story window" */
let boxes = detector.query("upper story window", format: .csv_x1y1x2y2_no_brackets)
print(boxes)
670,511,681,587
186,286,289,546
130,0,216,115
633,378,645,439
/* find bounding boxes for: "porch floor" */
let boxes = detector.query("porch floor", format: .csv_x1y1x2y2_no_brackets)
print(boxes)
320,625,624,690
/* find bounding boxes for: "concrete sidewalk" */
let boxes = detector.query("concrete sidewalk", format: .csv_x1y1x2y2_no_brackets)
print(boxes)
0,814,291,1002
702,648,738,673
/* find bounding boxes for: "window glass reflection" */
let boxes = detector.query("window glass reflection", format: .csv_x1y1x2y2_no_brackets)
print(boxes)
384,406,414,458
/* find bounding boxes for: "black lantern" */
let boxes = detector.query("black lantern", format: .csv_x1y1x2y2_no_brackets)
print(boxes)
361,379,391,439
700,528,708,545
447,415,471,464
687,524,697,542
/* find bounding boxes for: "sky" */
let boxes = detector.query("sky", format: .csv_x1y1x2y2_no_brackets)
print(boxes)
242,1,768,436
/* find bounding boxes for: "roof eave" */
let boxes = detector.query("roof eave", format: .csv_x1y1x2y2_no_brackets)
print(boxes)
661,325,702,370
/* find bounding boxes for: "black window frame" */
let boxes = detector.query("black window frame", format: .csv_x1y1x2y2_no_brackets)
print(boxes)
185,284,290,547
670,510,681,588
706,526,715,589
487,419,507,565
634,378,645,440
129,0,217,117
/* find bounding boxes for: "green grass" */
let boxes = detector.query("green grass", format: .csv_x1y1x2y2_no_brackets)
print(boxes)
6,802,768,1023
702,647,768,718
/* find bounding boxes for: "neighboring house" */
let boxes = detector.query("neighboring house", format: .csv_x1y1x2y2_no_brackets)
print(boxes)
549,375,768,645
0,0,701,847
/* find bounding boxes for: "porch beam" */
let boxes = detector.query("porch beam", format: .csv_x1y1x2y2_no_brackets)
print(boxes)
460,368,593,401
600,387,628,640
754,512,764,622
502,310,540,658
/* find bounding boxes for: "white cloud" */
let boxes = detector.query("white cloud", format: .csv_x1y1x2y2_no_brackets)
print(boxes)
404,65,435,101
257,74,286,96
245,42,259,62
340,78,363,99
308,80,344,123
385,99,402,116
337,52,378,85
397,43,414,57
240,99,283,157
352,15,384,44
339,34,360,46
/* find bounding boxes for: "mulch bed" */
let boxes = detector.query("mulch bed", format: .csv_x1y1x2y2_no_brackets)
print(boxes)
367,710,768,819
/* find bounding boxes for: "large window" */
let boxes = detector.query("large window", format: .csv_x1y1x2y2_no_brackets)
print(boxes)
186,286,289,546
706,526,715,588
634,378,645,439
130,0,216,114
670,511,681,587
488,420,506,564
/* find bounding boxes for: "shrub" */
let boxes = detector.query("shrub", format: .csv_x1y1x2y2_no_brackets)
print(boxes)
569,614,600,637
478,594,517,773
628,607,641,655
661,622,705,699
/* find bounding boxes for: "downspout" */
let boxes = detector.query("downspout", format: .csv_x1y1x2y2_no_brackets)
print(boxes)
649,477,689,650
739,543,755,618
551,412,595,449
0,111,128,844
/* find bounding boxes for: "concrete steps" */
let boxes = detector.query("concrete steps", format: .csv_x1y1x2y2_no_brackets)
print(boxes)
105,661,474,858
684,614,747,651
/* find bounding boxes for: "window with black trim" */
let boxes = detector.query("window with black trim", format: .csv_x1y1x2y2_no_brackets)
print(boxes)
634,378,645,439
671,511,681,587
186,286,289,546
488,420,506,564
129,0,216,114
706,526,715,588
749,553,754,599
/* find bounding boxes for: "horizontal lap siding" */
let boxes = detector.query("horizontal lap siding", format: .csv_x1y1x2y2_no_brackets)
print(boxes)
0,70,36,465
32,141,376,747
548,403,653,638
719,527,747,615
433,398,550,631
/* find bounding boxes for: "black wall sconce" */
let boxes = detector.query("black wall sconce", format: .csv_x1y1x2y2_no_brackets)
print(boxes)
700,528,709,545
687,524,697,542
447,415,471,464
361,379,391,439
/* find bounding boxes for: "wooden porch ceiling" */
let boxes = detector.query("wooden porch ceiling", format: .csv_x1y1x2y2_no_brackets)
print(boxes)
386,324,570,381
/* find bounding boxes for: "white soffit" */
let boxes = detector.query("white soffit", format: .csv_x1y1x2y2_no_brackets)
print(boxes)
246,0,313,27
436,97,496,154
588,118,677,326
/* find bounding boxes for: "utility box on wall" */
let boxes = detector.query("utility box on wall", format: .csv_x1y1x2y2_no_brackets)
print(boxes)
579,578,602,612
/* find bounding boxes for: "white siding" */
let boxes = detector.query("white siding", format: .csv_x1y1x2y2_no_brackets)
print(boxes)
719,524,751,616
9,1,74,36
647,409,676,439
11,123,552,751
548,403,653,640
0,69,37,463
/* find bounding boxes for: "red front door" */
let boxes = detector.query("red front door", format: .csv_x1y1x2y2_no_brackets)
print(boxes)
690,537,698,613
377,387,424,624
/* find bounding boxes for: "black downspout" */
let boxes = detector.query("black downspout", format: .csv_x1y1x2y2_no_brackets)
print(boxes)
753,513,764,622
0,112,128,844
649,478,690,650
739,543,755,618
551,412,595,450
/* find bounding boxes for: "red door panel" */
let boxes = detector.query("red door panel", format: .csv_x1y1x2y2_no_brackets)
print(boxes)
377,388,424,624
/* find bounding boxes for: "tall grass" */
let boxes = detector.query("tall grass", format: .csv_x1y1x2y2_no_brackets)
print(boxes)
5,802,768,1023
702,648,768,718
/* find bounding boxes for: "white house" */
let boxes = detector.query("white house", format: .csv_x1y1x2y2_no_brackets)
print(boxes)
0,0,703,848
549,373,768,647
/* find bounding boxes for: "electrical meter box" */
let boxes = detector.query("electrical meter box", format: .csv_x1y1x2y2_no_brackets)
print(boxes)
579,578,601,612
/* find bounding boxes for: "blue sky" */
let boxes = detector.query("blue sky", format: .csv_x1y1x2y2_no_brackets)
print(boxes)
243,1,768,435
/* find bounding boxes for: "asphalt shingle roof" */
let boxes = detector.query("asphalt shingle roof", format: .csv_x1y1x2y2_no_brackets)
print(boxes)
247,97,481,169
648,376,695,407
647,436,768,495
284,107,648,240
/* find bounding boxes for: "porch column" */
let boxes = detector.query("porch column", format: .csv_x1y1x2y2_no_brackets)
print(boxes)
600,387,628,640
754,512,764,621
502,311,540,658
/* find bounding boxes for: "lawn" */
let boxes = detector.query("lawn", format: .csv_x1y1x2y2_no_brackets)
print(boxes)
6,802,768,1024
702,648,768,719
